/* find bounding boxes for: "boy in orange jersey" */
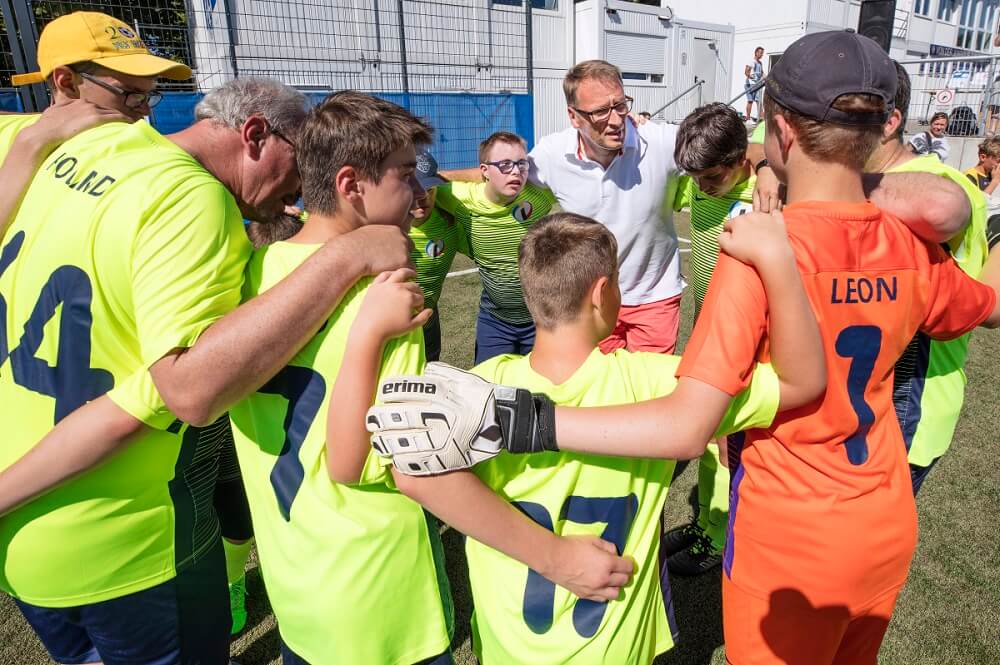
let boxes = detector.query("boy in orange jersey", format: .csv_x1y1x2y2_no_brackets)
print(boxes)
368,31,1000,665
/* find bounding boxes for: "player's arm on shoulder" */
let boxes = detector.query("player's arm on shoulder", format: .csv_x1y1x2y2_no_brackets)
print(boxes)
747,142,782,213
719,210,826,408
0,100,128,241
148,203,413,427
391,467,633,601
326,270,430,484
863,171,971,243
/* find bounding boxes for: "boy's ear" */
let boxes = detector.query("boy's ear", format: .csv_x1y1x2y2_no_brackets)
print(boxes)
335,164,361,202
772,114,795,159
590,275,609,310
480,163,489,181
884,109,904,141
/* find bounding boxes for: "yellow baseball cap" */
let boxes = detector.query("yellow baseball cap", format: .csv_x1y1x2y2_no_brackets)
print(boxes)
12,11,192,86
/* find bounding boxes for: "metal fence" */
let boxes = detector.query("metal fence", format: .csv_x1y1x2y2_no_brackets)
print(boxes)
1,0,536,168
899,55,1000,139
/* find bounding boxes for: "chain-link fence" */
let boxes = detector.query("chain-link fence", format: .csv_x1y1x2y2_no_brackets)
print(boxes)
3,0,536,168
900,55,1000,139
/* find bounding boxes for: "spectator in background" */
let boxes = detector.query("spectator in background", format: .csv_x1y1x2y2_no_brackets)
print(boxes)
965,136,1000,220
744,46,765,121
638,110,652,120
909,111,950,161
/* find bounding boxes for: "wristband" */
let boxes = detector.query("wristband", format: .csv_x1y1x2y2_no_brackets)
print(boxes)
496,389,559,454
754,158,770,173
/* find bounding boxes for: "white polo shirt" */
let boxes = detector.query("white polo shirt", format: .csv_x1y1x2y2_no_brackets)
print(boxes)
528,119,684,306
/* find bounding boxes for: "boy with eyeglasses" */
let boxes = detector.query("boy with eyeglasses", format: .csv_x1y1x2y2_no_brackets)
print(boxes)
435,131,556,362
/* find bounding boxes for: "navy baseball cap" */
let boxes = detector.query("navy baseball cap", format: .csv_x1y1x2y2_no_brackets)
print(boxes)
416,150,446,188
765,30,896,126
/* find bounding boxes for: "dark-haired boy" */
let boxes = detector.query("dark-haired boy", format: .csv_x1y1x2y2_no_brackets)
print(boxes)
666,102,756,573
229,92,632,664
435,131,556,362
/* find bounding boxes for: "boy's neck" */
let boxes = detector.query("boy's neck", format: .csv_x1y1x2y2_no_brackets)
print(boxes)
484,182,518,206
784,154,868,205
867,139,916,174
528,322,602,385
289,209,363,244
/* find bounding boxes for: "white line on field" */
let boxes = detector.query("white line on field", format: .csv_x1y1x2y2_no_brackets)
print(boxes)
677,236,691,243
446,267,479,278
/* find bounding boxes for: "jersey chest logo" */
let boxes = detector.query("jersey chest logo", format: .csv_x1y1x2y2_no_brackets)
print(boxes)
512,200,534,223
727,201,753,219
425,238,445,258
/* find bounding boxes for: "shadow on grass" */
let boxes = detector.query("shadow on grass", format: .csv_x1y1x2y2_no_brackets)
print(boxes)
232,564,281,664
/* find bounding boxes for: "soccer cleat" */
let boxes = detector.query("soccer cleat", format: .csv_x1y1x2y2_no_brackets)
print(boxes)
663,523,704,557
667,536,724,576
229,575,247,636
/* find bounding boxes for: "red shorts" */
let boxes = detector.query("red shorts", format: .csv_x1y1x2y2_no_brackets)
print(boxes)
722,576,901,665
599,294,682,354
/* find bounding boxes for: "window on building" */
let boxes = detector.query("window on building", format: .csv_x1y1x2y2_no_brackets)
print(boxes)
914,0,932,16
492,0,559,9
938,0,958,21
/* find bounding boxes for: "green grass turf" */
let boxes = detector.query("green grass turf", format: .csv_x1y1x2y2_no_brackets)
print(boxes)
2,212,999,664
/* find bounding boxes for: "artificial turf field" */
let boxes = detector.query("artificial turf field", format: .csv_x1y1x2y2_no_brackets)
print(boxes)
1,211,997,664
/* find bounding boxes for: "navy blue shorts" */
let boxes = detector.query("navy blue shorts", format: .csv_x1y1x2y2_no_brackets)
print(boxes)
474,304,535,364
15,540,230,665
910,458,940,496
423,309,442,363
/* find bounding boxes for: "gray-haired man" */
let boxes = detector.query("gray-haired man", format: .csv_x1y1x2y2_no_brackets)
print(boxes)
0,77,411,663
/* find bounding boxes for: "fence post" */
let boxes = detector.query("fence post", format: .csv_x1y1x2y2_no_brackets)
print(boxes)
2,0,46,111
396,0,409,94
525,0,533,96
981,56,997,136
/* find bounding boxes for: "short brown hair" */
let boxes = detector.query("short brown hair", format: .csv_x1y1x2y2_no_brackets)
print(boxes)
978,136,1000,159
675,103,748,172
892,61,911,141
519,213,618,330
563,60,623,106
764,93,884,170
931,111,949,124
478,131,527,164
298,91,433,215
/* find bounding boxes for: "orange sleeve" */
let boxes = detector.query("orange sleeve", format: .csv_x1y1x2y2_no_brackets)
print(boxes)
921,245,996,340
677,252,768,395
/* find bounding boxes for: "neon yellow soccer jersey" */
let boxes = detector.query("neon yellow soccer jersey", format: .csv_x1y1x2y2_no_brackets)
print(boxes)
435,181,556,324
0,120,250,606
229,241,452,664
888,154,990,466
0,113,40,160
674,174,756,314
409,206,466,311
468,349,780,665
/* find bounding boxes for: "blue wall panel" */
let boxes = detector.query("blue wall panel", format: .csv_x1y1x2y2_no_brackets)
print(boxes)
150,90,534,170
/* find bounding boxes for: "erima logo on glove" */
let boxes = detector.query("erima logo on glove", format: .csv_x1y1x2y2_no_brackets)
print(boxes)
382,380,437,395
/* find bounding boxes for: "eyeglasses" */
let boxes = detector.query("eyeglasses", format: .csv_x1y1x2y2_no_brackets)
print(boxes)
572,96,634,123
79,72,162,109
271,126,296,150
483,159,529,174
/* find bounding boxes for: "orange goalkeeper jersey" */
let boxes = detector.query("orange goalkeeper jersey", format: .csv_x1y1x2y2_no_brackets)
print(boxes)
678,200,996,607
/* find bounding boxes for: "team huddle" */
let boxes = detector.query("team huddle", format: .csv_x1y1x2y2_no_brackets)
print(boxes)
1,10,999,665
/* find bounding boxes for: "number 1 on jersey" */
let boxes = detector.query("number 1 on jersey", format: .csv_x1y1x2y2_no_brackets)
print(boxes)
835,325,882,465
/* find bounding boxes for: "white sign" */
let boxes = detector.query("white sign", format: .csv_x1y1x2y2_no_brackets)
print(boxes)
936,88,955,106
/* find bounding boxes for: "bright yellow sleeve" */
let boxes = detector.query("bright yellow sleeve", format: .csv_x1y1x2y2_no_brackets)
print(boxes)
713,361,780,437
750,121,766,144
106,369,177,430
357,327,427,485
673,175,693,212
131,180,251,368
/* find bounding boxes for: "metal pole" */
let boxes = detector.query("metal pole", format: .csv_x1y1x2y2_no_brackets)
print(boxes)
396,0,409,94
222,0,240,78
525,0,533,96
5,0,46,111
651,78,703,118
980,56,997,136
